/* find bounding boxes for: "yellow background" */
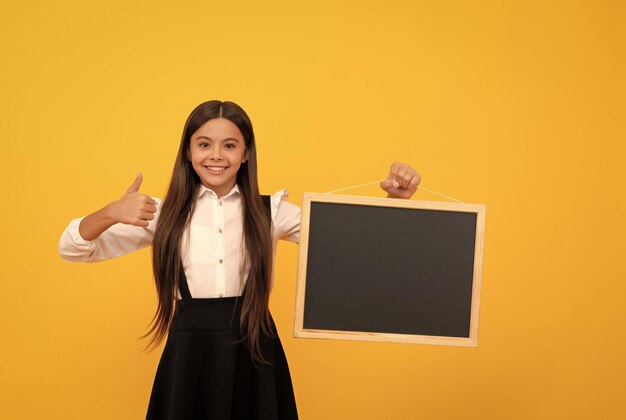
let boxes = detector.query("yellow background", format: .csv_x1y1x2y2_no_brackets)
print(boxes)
1,0,624,418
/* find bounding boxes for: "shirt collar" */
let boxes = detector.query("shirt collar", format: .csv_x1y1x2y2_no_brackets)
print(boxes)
197,183,240,200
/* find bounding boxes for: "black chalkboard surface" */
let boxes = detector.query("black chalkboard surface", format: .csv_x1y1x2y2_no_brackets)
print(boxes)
294,193,486,347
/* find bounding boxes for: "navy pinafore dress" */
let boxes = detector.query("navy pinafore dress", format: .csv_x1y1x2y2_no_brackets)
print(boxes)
146,196,298,420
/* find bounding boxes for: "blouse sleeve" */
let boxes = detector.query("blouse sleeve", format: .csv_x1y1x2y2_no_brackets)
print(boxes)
58,197,162,262
269,190,301,244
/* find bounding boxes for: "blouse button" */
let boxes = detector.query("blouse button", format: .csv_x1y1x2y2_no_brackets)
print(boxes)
218,201,223,206
218,228,223,233
218,293,223,298
219,259,223,264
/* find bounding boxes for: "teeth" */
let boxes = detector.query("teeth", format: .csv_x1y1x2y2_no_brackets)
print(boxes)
205,166,226,172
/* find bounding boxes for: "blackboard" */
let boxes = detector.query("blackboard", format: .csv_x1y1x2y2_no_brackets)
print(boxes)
294,193,486,347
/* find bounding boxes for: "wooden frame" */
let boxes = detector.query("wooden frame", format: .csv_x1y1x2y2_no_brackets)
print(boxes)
294,192,486,347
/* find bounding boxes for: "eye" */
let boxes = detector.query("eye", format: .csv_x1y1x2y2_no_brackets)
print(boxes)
199,142,209,148
225,143,236,149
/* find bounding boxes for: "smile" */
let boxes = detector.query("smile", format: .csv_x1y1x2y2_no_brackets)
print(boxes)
203,166,227,174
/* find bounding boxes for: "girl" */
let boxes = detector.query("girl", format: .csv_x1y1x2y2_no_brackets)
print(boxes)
58,100,421,419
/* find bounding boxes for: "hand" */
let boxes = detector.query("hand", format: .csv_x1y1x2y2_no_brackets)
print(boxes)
380,162,421,199
106,172,157,227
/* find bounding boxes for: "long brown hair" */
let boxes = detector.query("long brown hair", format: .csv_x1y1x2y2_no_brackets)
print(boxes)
144,100,274,363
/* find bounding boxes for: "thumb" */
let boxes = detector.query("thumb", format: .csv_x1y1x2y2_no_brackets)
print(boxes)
380,179,400,190
126,171,143,194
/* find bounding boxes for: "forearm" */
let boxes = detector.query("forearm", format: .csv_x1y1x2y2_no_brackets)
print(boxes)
78,203,118,241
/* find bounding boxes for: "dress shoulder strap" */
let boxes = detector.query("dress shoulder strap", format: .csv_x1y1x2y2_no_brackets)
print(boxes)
261,194,271,221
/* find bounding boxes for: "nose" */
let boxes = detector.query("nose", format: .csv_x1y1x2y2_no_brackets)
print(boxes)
209,148,223,160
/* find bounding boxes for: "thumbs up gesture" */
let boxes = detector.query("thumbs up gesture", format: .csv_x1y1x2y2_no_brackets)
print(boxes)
108,172,158,227
380,162,421,199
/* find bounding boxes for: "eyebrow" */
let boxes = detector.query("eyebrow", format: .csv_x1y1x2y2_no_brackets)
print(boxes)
194,136,240,143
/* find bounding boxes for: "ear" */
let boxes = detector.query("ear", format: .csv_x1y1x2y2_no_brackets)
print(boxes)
242,150,249,163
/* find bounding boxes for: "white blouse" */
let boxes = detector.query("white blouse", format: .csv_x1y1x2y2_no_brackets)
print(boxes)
58,184,301,298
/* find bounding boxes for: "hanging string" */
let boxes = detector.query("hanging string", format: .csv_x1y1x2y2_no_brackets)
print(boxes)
324,180,382,194
416,186,464,203
324,180,464,203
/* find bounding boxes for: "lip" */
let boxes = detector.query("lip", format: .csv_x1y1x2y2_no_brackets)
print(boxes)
203,166,228,175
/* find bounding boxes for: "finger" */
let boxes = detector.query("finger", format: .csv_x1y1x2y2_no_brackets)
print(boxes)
144,203,158,214
134,219,150,228
145,196,156,206
127,216,150,227
139,195,157,207
388,161,401,182
380,179,399,191
384,162,402,190
401,167,418,189
127,172,143,194
142,212,155,221
409,172,421,188
397,166,409,188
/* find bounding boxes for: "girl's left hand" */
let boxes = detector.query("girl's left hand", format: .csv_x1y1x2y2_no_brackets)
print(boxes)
380,162,421,199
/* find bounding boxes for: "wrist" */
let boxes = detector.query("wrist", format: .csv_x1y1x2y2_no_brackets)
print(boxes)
102,202,121,224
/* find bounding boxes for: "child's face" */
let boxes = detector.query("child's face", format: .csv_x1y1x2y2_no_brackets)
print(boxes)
188,118,248,198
